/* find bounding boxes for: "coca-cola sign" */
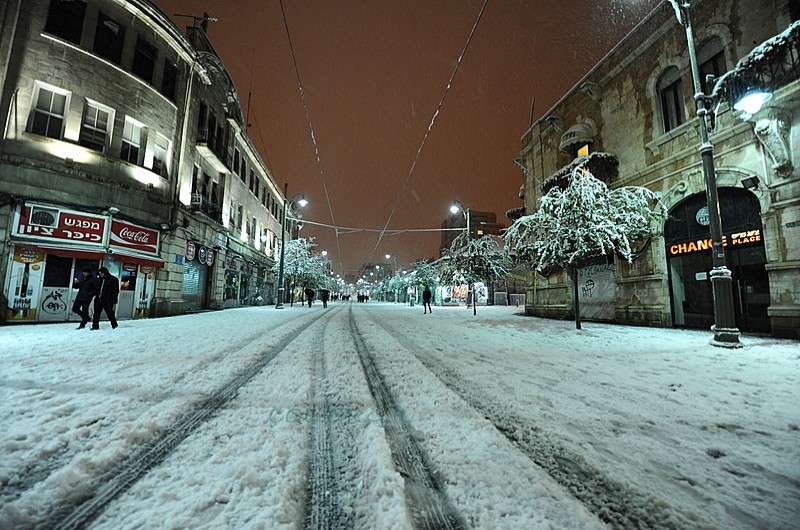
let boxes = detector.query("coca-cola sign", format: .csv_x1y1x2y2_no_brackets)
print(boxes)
110,220,159,254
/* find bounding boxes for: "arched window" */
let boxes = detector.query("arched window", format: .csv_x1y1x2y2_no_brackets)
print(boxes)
657,66,685,133
697,36,728,94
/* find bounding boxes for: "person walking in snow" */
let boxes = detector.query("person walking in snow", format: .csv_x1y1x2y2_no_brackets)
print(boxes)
305,288,315,308
321,290,329,308
422,286,432,314
72,265,96,329
91,267,119,330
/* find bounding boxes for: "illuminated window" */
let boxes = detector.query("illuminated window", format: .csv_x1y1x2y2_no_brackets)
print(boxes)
577,144,590,157
29,83,69,140
79,100,114,153
121,117,145,164
151,132,170,176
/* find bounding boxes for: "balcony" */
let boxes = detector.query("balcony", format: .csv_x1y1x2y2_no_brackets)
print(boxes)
195,128,228,172
191,193,223,223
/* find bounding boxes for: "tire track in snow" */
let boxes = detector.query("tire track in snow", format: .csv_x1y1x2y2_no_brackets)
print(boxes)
28,310,329,530
1,311,321,509
304,304,347,529
349,306,467,530
367,312,705,530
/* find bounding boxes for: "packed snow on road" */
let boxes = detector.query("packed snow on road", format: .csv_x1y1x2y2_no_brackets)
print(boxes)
1,302,798,529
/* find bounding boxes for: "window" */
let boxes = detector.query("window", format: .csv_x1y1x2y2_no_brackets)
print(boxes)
657,66,685,133
250,216,257,240
93,12,125,65
161,61,177,102
121,117,144,164
236,204,243,229
233,149,240,176
79,100,113,153
132,37,157,84
44,0,87,45
151,133,170,176
697,37,727,95
29,84,69,139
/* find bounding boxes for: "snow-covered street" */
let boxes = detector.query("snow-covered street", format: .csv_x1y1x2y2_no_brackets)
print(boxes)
1,302,798,529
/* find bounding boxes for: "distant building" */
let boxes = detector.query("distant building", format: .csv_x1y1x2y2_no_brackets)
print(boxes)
440,210,504,256
0,0,294,323
515,0,799,338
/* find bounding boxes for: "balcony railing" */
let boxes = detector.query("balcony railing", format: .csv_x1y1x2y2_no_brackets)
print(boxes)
191,193,222,223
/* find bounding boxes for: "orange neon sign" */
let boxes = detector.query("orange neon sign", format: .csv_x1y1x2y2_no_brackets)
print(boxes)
668,229,761,256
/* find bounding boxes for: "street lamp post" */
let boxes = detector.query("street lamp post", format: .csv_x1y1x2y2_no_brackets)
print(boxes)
450,201,476,312
275,185,307,309
669,1,741,347
450,201,470,241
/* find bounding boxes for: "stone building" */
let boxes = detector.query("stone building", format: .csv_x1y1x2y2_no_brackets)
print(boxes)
516,0,799,338
0,0,292,324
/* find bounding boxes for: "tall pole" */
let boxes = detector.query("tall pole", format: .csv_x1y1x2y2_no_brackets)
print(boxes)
275,183,289,309
674,1,741,347
464,208,476,315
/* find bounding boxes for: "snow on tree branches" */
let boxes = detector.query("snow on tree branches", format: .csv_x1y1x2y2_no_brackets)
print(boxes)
504,166,666,271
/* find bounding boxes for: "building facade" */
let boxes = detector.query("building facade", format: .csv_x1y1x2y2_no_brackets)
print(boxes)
517,0,800,338
0,0,292,324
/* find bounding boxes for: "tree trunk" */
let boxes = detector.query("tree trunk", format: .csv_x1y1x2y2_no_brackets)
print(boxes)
571,267,582,330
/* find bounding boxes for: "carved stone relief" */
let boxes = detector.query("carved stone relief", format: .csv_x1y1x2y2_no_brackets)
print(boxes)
754,113,793,178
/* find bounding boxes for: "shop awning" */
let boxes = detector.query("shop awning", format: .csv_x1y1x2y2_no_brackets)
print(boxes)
112,251,165,268
14,243,106,261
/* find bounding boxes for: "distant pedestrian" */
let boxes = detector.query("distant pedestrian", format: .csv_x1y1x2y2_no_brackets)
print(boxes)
422,287,432,314
305,288,315,308
91,267,119,330
72,266,96,329
321,290,329,308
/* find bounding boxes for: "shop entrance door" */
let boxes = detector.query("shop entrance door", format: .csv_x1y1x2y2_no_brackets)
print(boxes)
665,187,771,333
730,246,770,332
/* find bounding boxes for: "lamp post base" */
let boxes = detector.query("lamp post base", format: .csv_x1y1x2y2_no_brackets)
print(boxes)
710,326,743,348
709,266,742,348
275,287,285,309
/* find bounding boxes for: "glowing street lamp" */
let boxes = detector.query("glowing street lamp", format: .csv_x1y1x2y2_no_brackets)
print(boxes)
450,201,471,239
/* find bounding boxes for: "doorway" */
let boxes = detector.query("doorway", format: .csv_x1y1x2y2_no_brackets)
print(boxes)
665,188,770,333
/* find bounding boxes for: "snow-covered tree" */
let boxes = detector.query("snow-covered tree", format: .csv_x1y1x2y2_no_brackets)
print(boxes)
504,166,666,329
441,232,510,316
410,259,439,290
271,238,329,302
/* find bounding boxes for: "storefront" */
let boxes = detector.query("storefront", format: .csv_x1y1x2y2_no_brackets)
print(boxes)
665,188,770,332
181,240,214,312
4,203,164,323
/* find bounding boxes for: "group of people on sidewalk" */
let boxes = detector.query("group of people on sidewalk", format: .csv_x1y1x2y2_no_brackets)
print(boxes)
72,266,120,330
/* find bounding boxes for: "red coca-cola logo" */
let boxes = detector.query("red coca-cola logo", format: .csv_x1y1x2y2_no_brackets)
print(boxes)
119,227,153,243
110,220,159,254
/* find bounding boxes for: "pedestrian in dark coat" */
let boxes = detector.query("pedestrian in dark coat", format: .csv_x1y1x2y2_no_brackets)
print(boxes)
91,267,119,330
321,290,329,308
72,266,96,329
422,287,432,314
304,288,315,308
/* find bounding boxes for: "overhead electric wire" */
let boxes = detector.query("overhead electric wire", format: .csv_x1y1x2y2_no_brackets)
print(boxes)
360,0,491,277
279,0,344,274
299,218,465,234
